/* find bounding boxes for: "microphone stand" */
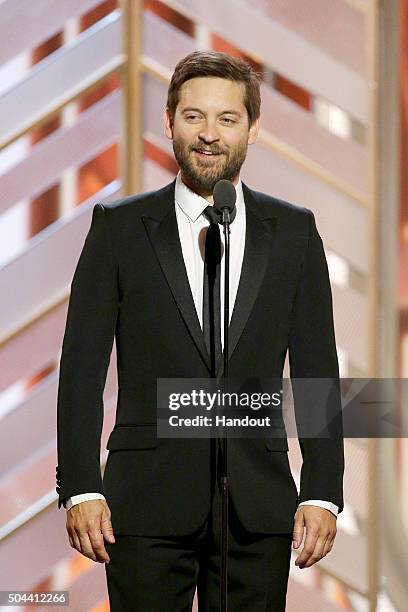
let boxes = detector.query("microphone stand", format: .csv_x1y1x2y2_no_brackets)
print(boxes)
219,207,231,612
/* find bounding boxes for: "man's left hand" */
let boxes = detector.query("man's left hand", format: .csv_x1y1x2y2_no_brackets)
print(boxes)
292,505,337,569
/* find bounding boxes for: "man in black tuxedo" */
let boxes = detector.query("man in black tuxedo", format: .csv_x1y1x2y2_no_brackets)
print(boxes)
56,51,344,611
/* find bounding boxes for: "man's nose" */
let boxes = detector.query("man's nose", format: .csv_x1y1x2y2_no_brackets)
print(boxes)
198,122,220,143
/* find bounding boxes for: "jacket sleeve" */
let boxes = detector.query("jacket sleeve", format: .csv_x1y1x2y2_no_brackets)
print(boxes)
288,210,345,514
56,203,119,509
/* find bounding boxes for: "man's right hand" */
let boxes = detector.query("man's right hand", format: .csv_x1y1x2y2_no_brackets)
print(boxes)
66,499,115,563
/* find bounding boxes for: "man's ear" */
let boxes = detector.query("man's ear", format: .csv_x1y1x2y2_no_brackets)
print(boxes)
248,117,260,145
164,108,174,140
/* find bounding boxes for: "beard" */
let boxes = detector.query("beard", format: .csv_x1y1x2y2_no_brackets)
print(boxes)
172,137,248,193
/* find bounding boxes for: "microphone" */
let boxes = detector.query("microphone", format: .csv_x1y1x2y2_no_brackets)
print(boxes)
213,180,237,224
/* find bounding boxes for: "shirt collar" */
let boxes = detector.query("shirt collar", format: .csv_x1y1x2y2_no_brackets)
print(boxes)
174,170,244,222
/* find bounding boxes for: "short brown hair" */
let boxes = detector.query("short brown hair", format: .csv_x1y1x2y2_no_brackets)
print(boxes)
167,51,262,126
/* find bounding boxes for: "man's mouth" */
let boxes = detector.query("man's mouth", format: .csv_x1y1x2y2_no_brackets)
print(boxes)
193,149,222,157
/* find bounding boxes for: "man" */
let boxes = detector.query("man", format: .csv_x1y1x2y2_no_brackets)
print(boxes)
56,51,344,611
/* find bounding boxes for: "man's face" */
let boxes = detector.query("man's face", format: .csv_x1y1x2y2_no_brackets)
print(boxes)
164,77,259,198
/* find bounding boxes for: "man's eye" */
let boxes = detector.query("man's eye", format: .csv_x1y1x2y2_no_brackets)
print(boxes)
185,115,200,121
221,117,236,124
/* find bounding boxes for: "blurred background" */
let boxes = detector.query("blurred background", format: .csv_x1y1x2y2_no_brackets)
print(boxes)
0,0,406,610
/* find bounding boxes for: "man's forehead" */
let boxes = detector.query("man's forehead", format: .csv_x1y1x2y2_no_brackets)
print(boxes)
178,77,246,107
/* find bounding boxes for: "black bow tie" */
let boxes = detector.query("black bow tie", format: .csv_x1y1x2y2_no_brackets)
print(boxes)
202,205,236,225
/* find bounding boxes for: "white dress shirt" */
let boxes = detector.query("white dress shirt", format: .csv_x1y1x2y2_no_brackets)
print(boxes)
65,172,338,517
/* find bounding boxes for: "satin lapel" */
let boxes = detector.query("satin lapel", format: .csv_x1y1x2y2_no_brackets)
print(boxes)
216,183,277,379
141,180,211,373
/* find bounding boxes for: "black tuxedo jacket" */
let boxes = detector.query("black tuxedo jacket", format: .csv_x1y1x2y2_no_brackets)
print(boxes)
56,179,344,536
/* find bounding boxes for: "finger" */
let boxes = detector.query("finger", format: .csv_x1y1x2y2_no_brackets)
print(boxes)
322,534,335,558
301,535,327,568
71,530,81,553
66,522,75,549
88,529,110,563
292,518,304,549
77,530,97,562
295,526,320,567
101,515,116,544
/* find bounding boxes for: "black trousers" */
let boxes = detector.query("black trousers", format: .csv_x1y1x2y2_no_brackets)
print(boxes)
105,439,292,611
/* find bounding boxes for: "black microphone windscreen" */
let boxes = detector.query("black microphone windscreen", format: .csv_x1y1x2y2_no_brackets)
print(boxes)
213,180,237,214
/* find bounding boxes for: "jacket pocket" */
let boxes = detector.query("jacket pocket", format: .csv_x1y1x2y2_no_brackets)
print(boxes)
264,436,288,451
106,424,158,450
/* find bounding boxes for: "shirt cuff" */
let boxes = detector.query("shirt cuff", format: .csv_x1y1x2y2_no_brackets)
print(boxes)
65,493,106,511
298,500,339,517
